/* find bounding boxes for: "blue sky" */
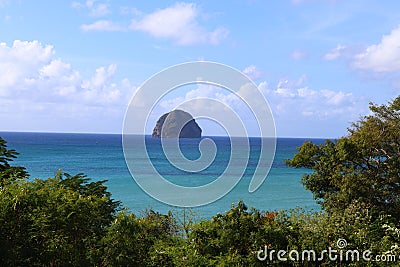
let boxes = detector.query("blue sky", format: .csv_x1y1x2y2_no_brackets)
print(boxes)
1,0,400,137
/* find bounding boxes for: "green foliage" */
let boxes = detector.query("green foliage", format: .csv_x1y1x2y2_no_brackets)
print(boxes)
0,171,120,266
148,238,209,267
0,137,28,186
189,200,291,266
100,209,178,266
286,96,400,219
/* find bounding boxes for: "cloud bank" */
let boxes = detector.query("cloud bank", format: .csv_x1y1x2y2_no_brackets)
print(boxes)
0,40,135,132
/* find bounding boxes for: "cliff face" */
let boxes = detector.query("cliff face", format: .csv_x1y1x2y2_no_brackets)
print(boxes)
152,110,202,138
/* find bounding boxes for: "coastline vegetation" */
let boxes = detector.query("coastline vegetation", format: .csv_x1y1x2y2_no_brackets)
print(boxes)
1,96,400,266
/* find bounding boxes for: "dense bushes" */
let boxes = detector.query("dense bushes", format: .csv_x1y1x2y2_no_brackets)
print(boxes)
0,177,399,266
1,172,399,266
0,171,120,266
100,210,178,266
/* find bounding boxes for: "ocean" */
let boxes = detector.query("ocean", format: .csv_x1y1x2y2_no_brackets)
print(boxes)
0,132,325,218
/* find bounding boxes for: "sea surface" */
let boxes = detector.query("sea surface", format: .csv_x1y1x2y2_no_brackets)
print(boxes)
0,132,325,218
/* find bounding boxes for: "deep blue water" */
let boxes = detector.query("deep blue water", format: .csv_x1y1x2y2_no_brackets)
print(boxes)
0,132,325,218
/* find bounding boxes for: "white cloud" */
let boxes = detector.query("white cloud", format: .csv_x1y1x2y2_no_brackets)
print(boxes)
81,20,123,31
258,76,365,121
76,2,228,45
297,87,316,97
320,89,350,105
0,40,54,97
353,25,400,72
0,40,135,107
0,40,136,132
129,2,228,45
257,81,269,93
324,44,346,60
279,88,359,117
188,66,363,124
275,87,296,98
243,65,262,80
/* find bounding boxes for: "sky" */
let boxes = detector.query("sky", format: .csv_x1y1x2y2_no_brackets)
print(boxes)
1,0,400,138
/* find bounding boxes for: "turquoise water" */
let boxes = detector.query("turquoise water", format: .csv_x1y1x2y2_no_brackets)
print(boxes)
0,132,324,218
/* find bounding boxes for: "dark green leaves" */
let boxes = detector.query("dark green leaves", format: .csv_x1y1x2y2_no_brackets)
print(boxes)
0,171,120,266
286,96,400,218
0,137,28,187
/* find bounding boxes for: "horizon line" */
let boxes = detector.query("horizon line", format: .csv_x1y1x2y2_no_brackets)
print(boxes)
0,130,336,140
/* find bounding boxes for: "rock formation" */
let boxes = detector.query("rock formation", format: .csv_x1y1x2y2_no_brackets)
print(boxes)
152,110,202,138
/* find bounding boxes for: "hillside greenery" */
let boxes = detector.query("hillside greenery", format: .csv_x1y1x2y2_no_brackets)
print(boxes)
1,96,400,266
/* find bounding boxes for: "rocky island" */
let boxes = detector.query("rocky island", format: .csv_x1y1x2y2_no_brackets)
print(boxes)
152,110,202,138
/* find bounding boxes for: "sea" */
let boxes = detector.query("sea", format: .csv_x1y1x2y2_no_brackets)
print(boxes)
0,132,325,218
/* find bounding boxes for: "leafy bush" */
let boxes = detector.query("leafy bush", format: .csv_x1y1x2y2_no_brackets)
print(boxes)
100,210,178,266
0,165,120,266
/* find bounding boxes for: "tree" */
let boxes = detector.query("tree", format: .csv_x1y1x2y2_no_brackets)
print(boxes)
0,137,28,187
286,96,400,219
0,171,120,266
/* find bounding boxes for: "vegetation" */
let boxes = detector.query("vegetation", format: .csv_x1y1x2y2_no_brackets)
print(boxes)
0,137,28,187
286,97,400,219
1,96,400,266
